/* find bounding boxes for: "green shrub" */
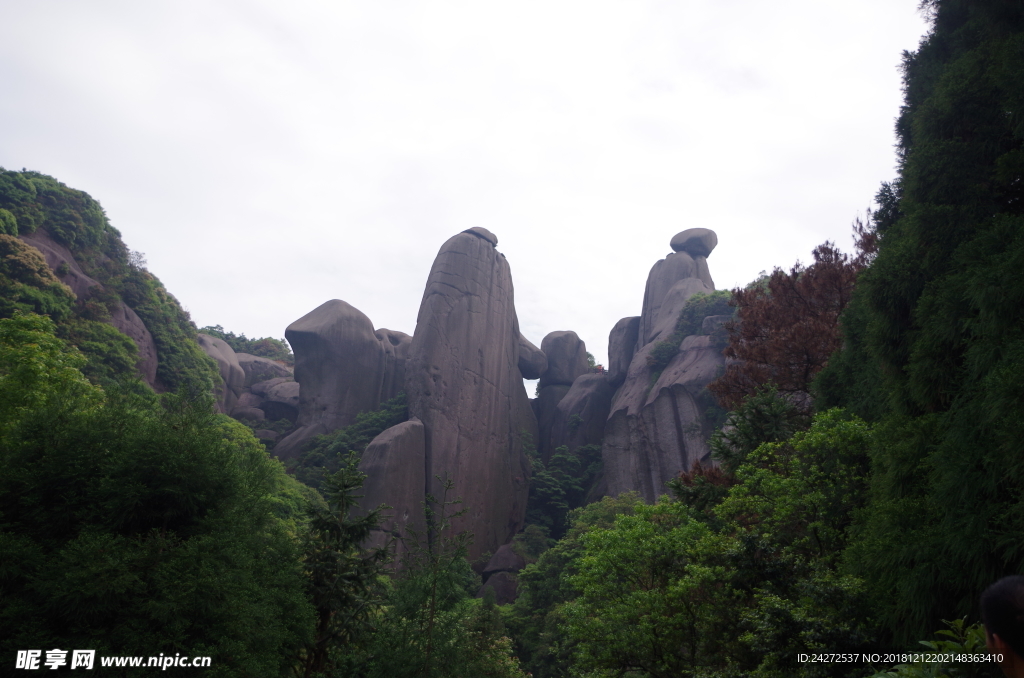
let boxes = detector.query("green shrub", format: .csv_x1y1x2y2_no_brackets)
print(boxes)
647,290,734,374
0,168,218,392
200,324,294,365
0,234,75,321
0,313,314,675
291,392,409,488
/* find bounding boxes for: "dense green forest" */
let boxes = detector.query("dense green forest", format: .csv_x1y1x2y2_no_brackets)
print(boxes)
3,0,1024,675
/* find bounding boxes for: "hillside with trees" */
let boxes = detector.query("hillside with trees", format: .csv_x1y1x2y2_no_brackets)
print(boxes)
2,1,1023,676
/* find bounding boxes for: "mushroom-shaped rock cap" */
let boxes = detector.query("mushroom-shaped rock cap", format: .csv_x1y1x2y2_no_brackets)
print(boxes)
670,228,718,257
462,226,498,247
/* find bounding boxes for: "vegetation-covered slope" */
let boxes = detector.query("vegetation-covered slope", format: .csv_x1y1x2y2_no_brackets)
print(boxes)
0,169,217,391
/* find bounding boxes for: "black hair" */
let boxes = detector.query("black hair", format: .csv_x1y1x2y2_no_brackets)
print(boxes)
981,576,1024,659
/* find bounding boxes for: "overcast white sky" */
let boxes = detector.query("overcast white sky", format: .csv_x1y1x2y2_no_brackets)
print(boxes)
0,1,929,367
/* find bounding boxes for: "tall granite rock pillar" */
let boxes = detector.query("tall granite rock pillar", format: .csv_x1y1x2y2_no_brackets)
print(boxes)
535,330,590,460
404,227,533,561
637,228,717,348
602,228,728,502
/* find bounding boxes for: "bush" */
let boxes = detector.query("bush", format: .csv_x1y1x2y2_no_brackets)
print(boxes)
0,313,314,676
647,290,733,373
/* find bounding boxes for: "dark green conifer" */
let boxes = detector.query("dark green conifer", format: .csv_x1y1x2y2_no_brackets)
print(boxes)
819,0,1024,644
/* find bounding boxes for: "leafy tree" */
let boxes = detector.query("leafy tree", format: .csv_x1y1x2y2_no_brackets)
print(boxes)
360,478,528,678
552,412,874,678
864,620,996,678
0,234,75,321
0,313,314,676
505,494,639,678
563,499,725,678
708,383,811,475
709,242,862,412
525,443,603,540
57,317,140,385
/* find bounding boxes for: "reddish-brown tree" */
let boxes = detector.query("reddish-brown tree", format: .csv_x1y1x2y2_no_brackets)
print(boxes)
709,235,870,412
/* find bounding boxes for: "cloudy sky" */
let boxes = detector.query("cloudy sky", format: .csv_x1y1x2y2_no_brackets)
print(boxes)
0,1,929,367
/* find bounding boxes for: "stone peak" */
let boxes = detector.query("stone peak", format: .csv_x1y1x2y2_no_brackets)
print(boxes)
670,228,717,257
462,226,498,247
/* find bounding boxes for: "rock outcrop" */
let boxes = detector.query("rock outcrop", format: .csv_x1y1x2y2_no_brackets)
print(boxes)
274,300,388,460
236,352,292,387
196,335,299,424
197,334,245,413
601,229,727,502
607,316,640,387
535,331,591,459
517,333,548,380
360,229,534,562
538,331,589,388
108,302,159,387
358,418,427,559
232,376,299,424
20,227,161,389
534,384,571,462
376,328,413,403
547,373,615,455
259,380,300,423
478,544,526,605
636,228,718,349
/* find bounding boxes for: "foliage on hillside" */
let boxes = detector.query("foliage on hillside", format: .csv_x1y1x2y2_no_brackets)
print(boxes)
0,313,314,676
509,402,876,678
646,289,733,373
6,2,1024,673
199,324,294,366
525,443,603,541
290,392,409,488
0,168,217,391
0,234,76,321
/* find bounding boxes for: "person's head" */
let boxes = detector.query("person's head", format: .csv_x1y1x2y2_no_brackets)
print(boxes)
982,576,1024,677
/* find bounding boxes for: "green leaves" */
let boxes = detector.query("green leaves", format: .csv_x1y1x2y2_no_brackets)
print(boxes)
523,411,874,678
0,315,314,675
564,500,720,678
525,444,602,540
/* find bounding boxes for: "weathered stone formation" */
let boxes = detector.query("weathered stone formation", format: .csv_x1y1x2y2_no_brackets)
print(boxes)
247,378,299,423
601,228,728,503
637,228,717,348
273,300,411,460
547,373,615,457
376,328,413,403
518,333,548,380
195,336,298,444
534,331,591,461
607,316,640,387
197,334,246,414
358,227,536,562
477,544,526,604
20,228,160,388
357,417,427,560
236,352,292,387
